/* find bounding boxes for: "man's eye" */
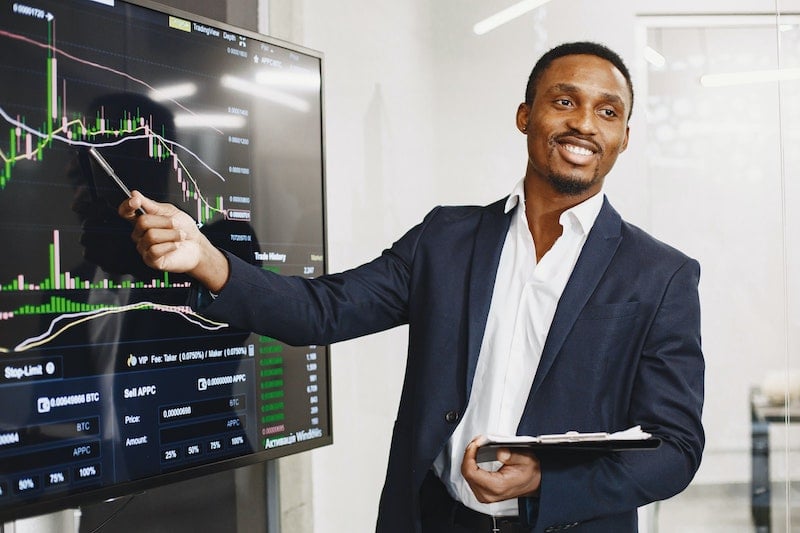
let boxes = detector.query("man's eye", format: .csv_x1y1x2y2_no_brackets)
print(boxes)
600,108,617,118
556,99,572,106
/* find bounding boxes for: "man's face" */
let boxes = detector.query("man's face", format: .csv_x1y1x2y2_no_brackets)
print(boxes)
518,54,631,197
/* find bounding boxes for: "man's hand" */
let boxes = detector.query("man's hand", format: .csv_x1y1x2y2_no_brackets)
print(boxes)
118,191,229,292
461,436,541,503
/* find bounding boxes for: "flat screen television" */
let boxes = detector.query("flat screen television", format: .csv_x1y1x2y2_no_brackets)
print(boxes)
0,0,330,521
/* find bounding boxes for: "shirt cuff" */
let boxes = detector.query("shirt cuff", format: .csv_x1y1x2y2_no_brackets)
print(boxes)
195,285,219,310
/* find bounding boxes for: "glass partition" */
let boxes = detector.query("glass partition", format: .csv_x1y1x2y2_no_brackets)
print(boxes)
637,11,799,532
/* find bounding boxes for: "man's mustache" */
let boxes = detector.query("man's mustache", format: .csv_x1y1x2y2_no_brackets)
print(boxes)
551,131,602,154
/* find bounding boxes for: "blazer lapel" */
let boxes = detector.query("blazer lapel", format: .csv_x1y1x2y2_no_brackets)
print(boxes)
465,198,512,399
526,197,623,401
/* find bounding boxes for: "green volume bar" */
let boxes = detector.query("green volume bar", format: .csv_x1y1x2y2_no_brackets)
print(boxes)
16,296,114,316
45,19,55,144
3,128,14,187
49,241,57,290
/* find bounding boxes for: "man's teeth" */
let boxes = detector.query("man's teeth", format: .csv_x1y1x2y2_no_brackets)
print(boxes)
564,144,594,156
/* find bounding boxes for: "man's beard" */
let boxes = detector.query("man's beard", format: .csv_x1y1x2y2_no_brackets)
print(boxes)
546,169,602,196
543,133,604,196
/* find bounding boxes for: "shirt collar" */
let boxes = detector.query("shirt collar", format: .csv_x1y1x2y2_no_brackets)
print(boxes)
504,178,604,236
504,179,525,213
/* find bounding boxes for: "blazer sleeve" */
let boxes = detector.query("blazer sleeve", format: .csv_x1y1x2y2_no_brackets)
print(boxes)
193,207,443,346
526,257,704,529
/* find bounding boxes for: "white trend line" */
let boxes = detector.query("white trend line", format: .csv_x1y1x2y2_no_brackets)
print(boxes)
11,301,229,353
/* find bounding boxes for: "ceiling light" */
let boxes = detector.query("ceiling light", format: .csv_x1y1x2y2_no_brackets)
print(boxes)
149,82,197,102
473,0,553,35
700,67,800,87
255,69,320,90
174,113,246,129
220,75,310,112
644,46,666,68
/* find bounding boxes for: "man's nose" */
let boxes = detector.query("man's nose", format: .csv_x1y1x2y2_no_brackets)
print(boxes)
565,106,598,134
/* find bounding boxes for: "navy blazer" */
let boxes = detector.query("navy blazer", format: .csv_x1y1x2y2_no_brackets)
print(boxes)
202,197,705,533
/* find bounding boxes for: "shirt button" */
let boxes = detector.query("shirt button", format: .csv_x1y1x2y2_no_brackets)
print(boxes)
444,410,459,423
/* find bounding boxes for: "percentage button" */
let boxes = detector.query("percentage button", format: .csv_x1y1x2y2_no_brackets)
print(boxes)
14,476,39,493
74,464,101,481
45,470,69,486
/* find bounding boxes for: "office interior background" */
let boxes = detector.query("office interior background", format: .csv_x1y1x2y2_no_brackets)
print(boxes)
5,0,798,531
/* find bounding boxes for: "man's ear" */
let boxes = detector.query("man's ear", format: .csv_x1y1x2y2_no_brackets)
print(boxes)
620,125,630,153
516,103,530,134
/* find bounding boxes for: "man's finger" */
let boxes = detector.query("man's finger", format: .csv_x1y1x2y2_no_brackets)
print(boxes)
496,447,512,464
461,438,482,472
121,190,173,219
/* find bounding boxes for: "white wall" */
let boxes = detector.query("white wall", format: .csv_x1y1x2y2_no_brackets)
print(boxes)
265,1,437,531
265,0,799,531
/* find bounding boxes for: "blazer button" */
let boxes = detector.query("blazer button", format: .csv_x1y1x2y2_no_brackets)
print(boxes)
444,410,459,423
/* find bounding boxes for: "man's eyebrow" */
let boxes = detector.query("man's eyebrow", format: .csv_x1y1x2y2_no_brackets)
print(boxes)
550,83,626,108
551,83,580,94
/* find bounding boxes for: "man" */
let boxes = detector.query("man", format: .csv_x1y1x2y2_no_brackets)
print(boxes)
120,42,704,532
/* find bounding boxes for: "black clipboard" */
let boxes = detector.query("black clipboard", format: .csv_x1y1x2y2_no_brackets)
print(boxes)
475,427,661,463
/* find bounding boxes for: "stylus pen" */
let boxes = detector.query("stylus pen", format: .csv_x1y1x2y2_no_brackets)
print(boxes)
88,146,146,216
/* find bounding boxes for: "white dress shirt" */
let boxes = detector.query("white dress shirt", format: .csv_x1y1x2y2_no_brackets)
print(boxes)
432,179,604,516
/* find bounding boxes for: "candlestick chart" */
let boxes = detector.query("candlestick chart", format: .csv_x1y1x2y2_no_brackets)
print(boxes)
0,1,324,354
0,5,250,354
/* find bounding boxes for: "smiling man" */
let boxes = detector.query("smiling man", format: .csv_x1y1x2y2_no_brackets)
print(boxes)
120,42,704,532
521,53,630,193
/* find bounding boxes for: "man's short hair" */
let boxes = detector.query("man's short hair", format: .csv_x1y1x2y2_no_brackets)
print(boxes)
524,41,634,119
